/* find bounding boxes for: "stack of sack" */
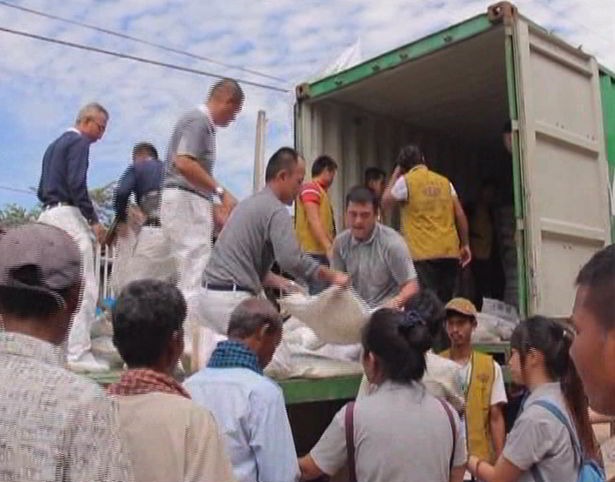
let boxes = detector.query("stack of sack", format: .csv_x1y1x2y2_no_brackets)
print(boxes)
473,298,520,343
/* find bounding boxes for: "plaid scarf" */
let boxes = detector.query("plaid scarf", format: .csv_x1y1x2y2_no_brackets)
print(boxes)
107,368,191,399
207,340,263,375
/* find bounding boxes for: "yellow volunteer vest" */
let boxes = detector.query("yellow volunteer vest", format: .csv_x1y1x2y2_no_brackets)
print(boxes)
295,183,335,255
400,166,460,261
441,350,495,461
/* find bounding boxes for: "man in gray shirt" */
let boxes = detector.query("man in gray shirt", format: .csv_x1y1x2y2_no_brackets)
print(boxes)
196,147,350,341
333,186,419,309
161,78,243,304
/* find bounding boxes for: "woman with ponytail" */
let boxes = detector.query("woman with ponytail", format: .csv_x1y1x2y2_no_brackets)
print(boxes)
299,308,467,482
467,316,601,481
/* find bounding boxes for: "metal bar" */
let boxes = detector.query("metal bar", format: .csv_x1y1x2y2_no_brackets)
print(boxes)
253,110,267,194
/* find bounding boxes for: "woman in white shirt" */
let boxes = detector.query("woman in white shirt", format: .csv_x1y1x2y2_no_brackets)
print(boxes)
467,316,601,481
299,307,467,482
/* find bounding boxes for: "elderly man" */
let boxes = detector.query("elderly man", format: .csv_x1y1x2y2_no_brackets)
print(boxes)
108,279,234,482
185,298,299,482
161,78,243,301
333,186,419,309
37,102,109,373
0,223,133,481
193,147,348,363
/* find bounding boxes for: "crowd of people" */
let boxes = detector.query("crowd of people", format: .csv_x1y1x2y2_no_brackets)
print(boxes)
0,78,614,481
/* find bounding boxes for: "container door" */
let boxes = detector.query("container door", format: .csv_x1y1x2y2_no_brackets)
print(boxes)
513,18,611,317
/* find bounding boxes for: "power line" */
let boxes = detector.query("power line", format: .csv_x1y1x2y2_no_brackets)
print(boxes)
0,185,36,195
0,0,288,84
0,26,290,93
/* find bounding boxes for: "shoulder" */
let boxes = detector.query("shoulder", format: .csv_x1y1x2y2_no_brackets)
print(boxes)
334,229,352,246
378,225,406,245
249,375,284,404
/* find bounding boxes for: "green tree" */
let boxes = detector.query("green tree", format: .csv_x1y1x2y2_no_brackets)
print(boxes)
0,203,42,229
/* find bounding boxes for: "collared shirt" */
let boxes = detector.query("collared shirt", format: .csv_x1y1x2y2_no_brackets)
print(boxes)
204,186,320,294
208,340,263,374
112,392,235,482
332,223,417,307
185,367,300,482
503,382,578,482
114,158,164,221
163,105,216,199
37,129,99,224
311,381,467,482
0,332,134,481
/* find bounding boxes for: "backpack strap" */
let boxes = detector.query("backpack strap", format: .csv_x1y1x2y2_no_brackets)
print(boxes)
345,402,357,482
437,398,457,471
527,400,582,481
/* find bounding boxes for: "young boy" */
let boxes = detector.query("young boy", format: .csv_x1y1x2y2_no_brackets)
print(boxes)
441,298,507,476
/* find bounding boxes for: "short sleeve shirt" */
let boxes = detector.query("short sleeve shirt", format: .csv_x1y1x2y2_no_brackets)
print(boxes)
503,382,578,482
332,224,417,307
299,181,325,205
311,381,467,482
164,106,216,199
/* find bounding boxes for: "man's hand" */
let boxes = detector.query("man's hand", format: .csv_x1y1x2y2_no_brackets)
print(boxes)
92,223,107,244
383,296,403,310
329,270,350,288
281,279,307,295
459,244,472,268
222,190,238,212
213,204,230,231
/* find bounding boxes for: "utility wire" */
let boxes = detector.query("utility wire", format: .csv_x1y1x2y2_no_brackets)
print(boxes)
0,0,288,84
0,26,290,93
0,185,36,195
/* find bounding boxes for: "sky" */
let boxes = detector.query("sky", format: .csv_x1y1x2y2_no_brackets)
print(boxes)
0,0,613,210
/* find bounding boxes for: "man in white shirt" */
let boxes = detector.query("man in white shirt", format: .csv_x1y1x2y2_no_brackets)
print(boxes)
185,298,300,482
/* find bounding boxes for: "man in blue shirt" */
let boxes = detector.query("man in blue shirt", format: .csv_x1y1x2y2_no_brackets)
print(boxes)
37,102,109,373
112,142,176,292
185,297,300,482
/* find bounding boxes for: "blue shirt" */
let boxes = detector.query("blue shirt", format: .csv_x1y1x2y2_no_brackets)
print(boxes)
113,158,163,221
37,129,98,224
185,367,299,482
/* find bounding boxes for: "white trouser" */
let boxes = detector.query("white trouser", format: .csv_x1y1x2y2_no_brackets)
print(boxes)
116,227,177,289
186,287,253,369
38,206,97,361
160,188,213,301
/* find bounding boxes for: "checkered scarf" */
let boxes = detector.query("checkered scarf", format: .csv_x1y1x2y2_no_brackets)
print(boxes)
207,340,263,375
107,368,191,399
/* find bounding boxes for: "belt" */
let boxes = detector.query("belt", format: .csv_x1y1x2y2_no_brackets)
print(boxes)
164,183,212,199
43,201,73,210
205,283,254,294
142,218,161,227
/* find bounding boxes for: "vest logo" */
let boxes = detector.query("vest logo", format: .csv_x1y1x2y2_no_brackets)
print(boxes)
422,185,442,197
477,372,490,384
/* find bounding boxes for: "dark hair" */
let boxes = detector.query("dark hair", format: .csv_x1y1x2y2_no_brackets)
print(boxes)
311,155,337,177
503,120,512,133
511,316,598,460
132,142,158,161
112,279,186,368
209,78,244,104
362,308,432,384
345,185,378,211
364,167,386,186
0,265,74,319
575,245,615,331
403,290,446,341
396,144,424,172
227,297,282,339
265,147,299,182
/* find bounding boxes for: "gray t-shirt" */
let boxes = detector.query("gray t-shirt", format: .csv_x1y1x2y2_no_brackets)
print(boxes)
503,382,578,482
311,381,467,482
204,186,320,294
332,224,417,307
164,106,216,199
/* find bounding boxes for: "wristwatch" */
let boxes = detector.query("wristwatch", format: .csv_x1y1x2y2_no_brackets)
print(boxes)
215,185,225,198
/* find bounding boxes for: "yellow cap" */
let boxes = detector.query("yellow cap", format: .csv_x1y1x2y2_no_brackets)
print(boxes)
445,297,477,317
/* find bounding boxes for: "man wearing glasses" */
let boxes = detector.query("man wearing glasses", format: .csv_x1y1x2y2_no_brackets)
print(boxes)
37,102,110,373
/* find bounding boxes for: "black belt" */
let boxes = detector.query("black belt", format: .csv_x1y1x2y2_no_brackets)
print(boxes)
43,201,73,210
143,219,161,227
206,283,253,294
164,184,211,199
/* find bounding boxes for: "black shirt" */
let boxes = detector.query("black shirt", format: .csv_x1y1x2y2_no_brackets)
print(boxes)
37,130,98,224
113,158,163,221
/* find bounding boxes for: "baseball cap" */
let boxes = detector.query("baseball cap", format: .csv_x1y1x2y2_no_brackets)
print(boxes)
445,297,477,318
0,223,81,307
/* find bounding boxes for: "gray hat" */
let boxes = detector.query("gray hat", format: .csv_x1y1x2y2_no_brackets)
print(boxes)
0,223,82,306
